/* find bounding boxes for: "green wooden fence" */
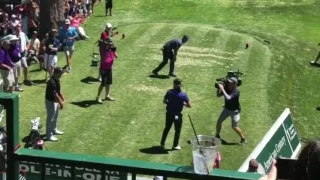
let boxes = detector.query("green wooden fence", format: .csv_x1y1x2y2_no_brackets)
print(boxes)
1,93,263,180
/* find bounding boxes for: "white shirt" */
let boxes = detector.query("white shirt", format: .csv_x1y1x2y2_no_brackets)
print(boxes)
17,31,28,53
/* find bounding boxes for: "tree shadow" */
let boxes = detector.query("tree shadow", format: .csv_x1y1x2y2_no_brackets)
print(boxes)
139,146,170,155
316,106,320,111
70,100,100,108
80,76,100,84
148,75,169,79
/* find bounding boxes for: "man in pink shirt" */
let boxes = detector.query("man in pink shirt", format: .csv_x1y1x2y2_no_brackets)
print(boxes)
96,41,118,103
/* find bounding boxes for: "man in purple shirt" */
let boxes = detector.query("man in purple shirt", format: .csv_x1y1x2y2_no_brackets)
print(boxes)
0,40,14,93
152,35,189,77
160,78,191,150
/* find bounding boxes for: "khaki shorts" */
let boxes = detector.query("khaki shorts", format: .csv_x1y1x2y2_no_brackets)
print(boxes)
64,46,74,57
44,54,58,68
0,68,14,87
217,108,240,128
13,61,21,78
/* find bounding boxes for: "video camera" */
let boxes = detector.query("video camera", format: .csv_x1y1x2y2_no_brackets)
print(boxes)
214,69,243,90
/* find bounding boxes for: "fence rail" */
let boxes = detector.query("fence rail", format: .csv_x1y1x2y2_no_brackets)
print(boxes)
1,93,263,180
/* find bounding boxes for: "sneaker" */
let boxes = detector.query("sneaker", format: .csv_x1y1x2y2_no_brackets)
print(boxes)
98,77,102,82
172,146,181,150
14,86,23,92
67,67,72,73
168,73,177,77
105,96,115,101
54,129,64,135
239,138,247,146
47,136,58,141
96,97,103,104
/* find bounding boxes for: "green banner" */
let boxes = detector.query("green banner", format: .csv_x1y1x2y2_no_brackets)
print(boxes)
255,114,299,172
18,161,127,180
238,108,301,174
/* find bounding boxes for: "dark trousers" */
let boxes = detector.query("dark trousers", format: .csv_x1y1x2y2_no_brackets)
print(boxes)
160,113,182,147
153,48,175,74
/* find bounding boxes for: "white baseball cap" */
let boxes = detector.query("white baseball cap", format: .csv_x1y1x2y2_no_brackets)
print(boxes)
65,19,71,24
1,34,19,42
105,23,112,28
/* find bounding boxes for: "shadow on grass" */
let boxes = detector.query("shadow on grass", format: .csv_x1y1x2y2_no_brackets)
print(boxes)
80,76,100,84
148,74,169,79
70,100,100,108
32,79,47,85
94,15,106,17
139,146,170,154
29,68,43,73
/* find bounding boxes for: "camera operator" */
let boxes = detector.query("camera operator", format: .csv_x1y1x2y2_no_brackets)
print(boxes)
96,41,118,103
215,77,247,146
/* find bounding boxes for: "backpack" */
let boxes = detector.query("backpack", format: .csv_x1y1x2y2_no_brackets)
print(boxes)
25,117,44,150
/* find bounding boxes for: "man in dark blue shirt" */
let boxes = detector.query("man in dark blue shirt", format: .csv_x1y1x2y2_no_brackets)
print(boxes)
215,77,246,145
160,78,191,150
44,29,61,78
152,35,189,77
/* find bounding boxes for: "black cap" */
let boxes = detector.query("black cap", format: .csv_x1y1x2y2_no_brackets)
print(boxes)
173,78,182,86
53,67,63,74
182,35,189,41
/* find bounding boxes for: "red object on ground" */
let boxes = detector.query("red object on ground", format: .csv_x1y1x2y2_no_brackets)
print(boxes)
245,43,249,49
122,34,125,39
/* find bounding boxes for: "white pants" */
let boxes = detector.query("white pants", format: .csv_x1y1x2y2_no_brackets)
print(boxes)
44,54,58,69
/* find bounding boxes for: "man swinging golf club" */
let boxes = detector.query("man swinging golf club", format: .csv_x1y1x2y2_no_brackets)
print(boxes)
160,78,191,150
152,35,189,77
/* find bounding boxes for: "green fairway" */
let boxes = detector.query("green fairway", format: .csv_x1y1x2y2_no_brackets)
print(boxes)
13,0,320,172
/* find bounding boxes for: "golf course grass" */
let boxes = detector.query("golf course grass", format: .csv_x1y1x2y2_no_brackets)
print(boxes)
13,0,320,171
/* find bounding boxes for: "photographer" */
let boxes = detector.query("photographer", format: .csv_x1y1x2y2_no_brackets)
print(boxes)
96,41,118,103
215,77,247,146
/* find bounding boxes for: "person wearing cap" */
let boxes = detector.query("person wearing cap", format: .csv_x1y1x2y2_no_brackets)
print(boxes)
215,77,247,145
15,23,32,86
96,41,118,103
98,23,113,80
0,40,15,93
7,34,24,92
60,19,78,73
160,78,191,150
45,67,65,141
247,159,259,173
27,31,40,64
44,29,61,77
105,0,113,16
152,35,189,77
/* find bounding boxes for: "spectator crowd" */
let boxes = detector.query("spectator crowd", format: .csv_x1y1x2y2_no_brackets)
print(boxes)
0,0,93,93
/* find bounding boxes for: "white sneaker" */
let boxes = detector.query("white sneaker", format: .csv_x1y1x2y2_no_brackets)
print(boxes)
54,129,64,135
172,146,181,150
48,136,58,141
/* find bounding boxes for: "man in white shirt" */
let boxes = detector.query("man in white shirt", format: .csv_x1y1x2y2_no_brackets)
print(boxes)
27,31,40,64
15,23,32,86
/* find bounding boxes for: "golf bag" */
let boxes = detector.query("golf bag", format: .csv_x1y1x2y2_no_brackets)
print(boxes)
25,117,44,150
